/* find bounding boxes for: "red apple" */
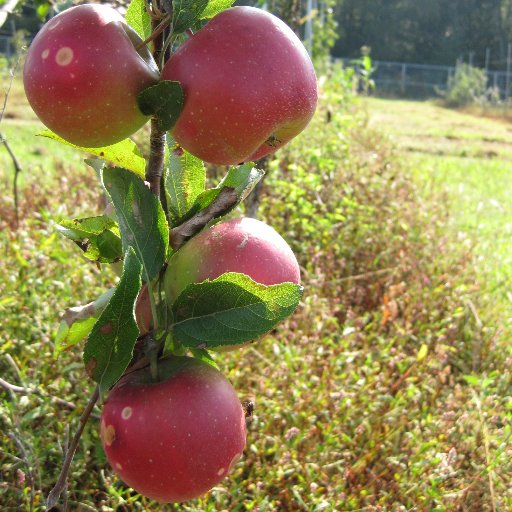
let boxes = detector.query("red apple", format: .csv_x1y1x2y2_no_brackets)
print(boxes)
23,4,159,147
161,6,318,165
164,217,300,304
100,356,246,503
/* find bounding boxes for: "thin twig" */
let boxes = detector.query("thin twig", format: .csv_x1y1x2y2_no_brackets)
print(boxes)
0,377,99,417
0,55,23,226
62,424,70,512
136,14,171,51
46,386,100,510
0,133,23,225
0,52,22,126
5,353,23,383
146,119,166,196
7,432,35,512
145,5,169,197
310,266,399,286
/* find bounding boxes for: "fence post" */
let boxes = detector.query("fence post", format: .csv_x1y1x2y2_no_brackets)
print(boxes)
506,42,512,101
400,63,407,95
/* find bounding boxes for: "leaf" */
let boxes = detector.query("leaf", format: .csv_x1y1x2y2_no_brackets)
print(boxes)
56,216,122,263
125,0,152,39
137,81,184,132
165,136,206,226
189,348,219,369
201,0,235,19
38,130,146,178
172,272,303,349
169,187,237,250
173,0,209,33
167,163,264,248
54,288,115,357
216,163,265,207
416,343,429,362
463,375,481,386
83,248,143,394
101,167,169,283
186,163,264,222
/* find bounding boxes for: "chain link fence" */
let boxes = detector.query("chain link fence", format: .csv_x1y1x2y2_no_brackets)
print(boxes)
338,58,512,99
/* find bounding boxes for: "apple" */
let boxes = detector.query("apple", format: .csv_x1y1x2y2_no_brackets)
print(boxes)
161,6,318,165
100,356,246,502
164,217,300,304
23,4,159,147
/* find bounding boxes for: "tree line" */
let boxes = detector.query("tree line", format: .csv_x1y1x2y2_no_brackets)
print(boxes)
332,0,512,70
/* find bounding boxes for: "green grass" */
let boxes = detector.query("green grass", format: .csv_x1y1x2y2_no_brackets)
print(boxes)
365,97,512,334
1,70,512,511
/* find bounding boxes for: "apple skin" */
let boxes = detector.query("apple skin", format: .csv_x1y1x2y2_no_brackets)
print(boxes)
23,4,159,147
100,356,246,503
164,217,300,304
161,6,318,165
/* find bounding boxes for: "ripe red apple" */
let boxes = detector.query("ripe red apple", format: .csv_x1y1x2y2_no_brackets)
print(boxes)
100,356,246,503
164,217,300,304
161,6,318,165
23,4,159,147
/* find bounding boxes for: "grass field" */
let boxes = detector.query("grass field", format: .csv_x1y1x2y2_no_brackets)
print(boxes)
1,69,512,511
365,97,512,330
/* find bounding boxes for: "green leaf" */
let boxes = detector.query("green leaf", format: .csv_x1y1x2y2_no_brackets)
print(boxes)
38,130,146,178
416,343,429,362
189,348,219,369
165,136,206,226
463,375,481,386
172,272,303,349
125,0,152,39
56,216,122,263
215,163,265,209
178,163,264,223
54,288,115,357
101,167,169,283
173,0,209,33
201,0,235,19
83,248,142,394
36,2,50,18
137,81,184,132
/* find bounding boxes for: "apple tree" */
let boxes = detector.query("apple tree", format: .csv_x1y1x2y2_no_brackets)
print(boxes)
23,0,317,506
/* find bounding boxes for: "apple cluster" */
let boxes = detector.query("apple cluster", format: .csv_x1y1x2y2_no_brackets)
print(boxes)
24,2,315,505
23,4,317,164
118,217,301,502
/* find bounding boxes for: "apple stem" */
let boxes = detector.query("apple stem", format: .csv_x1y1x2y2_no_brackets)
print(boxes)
46,386,100,510
136,15,171,52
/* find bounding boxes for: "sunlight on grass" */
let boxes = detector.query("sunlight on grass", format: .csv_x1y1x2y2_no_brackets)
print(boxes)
366,97,512,334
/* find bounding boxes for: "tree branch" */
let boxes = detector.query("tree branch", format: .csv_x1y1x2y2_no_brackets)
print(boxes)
46,386,100,510
0,377,99,418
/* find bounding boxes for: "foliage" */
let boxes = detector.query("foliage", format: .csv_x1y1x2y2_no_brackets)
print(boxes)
350,46,375,95
333,0,509,68
441,63,488,107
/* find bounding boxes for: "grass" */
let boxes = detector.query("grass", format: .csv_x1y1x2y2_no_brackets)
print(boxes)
365,97,512,331
1,68,512,511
